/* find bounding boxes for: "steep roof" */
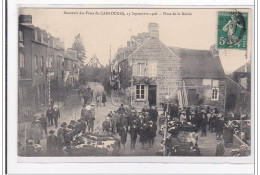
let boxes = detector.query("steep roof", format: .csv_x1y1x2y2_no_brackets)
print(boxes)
233,62,251,73
169,47,225,79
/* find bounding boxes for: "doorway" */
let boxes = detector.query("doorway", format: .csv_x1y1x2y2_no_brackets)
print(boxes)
148,85,157,107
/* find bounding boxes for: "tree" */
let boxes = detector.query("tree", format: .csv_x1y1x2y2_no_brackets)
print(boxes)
72,33,86,61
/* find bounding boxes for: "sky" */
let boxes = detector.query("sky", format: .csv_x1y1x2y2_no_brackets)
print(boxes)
19,8,252,74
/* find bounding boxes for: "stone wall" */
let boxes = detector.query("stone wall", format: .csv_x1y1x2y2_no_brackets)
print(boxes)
129,38,183,107
225,76,251,114
184,78,226,113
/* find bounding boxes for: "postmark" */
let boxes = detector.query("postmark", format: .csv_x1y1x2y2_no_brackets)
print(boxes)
217,11,248,49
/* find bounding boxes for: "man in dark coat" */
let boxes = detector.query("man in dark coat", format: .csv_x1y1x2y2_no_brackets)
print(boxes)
119,125,127,149
141,105,148,115
147,121,157,148
47,130,57,156
130,122,138,150
151,106,158,123
87,113,95,132
215,116,225,139
117,104,125,115
38,114,47,136
81,104,88,121
53,106,60,129
200,111,207,137
139,121,148,149
46,105,53,127
144,112,151,124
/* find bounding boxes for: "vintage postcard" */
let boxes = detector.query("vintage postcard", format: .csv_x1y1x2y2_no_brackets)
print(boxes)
17,8,252,160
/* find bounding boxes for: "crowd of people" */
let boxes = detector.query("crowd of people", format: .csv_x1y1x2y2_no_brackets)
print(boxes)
46,103,96,156
165,104,236,156
102,104,159,150
79,86,107,107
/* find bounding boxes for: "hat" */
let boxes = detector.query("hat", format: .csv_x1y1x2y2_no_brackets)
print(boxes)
49,130,55,134
145,112,149,114
61,122,67,127
191,112,195,115
70,120,76,124
201,110,206,113
148,120,153,124
131,110,135,113
181,111,186,114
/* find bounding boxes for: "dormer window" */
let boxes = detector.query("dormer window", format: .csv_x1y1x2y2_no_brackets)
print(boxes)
18,30,24,42
40,33,43,42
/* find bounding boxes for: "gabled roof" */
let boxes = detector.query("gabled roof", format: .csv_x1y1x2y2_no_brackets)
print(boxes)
233,62,251,73
169,47,225,79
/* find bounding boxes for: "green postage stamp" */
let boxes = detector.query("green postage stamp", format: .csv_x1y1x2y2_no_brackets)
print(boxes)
217,11,248,49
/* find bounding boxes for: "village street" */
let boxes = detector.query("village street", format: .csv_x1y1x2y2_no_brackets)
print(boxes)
39,95,235,157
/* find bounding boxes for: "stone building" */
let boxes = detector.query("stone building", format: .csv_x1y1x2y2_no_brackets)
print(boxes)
18,15,79,112
225,63,251,114
113,23,226,112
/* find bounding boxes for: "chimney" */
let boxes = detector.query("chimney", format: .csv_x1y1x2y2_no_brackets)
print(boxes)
127,41,131,47
148,23,159,39
210,44,219,57
19,15,32,24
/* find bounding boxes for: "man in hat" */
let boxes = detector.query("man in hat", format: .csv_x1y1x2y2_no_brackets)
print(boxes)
47,130,57,156
139,120,148,149
119,125,128,149
200,110,207,137
53,106,60,129
190,112,196,126
107,110,114,119
147,121,157,148
142,105,148,115
150,106,158,123
128,110,137,127
117,104,126,115
87,113,95,132
215,114,225,139
38,114,48,136
46,105,54,127
144,112,151,124
180,110,187,123
130,121,138,150
81,104,88,121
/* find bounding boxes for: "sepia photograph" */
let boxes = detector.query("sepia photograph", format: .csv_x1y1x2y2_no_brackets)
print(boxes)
17,8,252,158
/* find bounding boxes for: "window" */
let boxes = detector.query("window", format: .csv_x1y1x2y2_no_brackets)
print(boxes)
213,80,219,87
137,63,145,76
40,56,44,73
203,79,211,86
18,30,23,42
34,55,38,73
240,77,248,89
211,88,219,100
19,53,25,68
136,85,145,99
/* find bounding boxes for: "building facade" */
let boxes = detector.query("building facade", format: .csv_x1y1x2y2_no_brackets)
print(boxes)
18,15,79,112
225,63,251,114
113,23,226,112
